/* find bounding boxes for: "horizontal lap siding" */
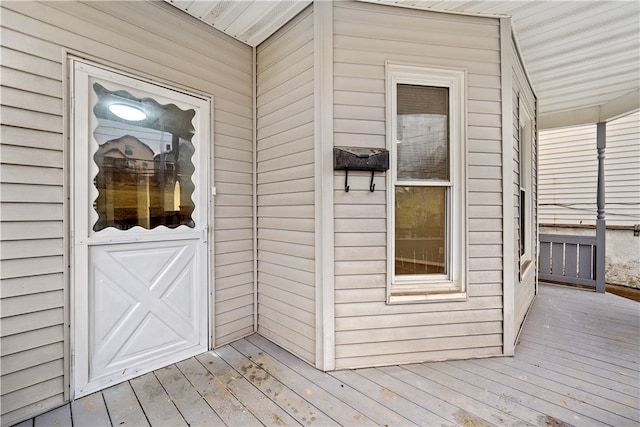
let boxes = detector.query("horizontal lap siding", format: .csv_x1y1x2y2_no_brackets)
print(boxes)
539,125,597,226
0,9,67,423
604,112,640,227
333,2,503,369
539,111,639,227
511,39,537,335
0,2,252,425
256,6,316,364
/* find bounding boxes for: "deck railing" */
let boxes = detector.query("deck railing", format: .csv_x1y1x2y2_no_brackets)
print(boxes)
538,234,598,288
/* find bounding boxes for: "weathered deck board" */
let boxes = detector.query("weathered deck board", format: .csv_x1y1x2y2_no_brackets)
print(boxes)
69,392,110,427
221,345,330,425
435,359,610,426
462,358,633,425
17,284,639,427
517,337,640,389
348,366,498,426
176,356,262,426
331,368,448,426
195,350,303,426
101,382,150,427
33,404,71,427
244,334,413,426
129,373,187,427
404,363,547,426
513,342,639,397
215,344,337,426
231,337,377,426
523,324,639,366
377,364,529,426
505,350,639,411
153,364,225,426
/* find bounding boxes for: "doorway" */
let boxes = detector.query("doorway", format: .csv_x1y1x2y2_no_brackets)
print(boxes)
71,60,211,397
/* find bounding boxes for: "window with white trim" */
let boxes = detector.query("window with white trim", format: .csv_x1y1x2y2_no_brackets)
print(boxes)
386,64,467,303
518,100,533,271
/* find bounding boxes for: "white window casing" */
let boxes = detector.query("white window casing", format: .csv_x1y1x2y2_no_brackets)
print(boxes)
386,63,468,303
519,97,533,272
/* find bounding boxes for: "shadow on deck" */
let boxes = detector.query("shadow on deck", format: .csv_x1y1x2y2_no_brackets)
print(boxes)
16,284,639,426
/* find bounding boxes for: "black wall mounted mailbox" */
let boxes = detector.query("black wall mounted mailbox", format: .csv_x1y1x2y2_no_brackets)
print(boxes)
333,147,389,192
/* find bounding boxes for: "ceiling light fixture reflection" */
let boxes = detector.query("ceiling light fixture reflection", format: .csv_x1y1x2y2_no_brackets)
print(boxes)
109,103,147,121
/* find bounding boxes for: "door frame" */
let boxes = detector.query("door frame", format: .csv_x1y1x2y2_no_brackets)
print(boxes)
68,57,214,398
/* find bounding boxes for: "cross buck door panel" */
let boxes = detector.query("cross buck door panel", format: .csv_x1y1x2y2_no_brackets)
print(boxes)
72,60,211,397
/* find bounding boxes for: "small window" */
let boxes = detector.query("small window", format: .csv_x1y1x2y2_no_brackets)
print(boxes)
387,64,467,303
518,101,533,271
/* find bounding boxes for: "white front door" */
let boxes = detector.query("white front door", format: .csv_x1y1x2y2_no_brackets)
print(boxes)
71,60,211,397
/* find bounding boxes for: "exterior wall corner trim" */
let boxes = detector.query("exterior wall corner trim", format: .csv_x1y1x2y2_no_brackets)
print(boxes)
500,17,516,356
313,0,336,371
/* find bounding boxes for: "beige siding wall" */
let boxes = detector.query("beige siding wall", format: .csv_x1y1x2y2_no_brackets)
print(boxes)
511,38,537,336
604,112,640,226
0,2,252,425
539,124,597,225
539,111,640,228
333,1,504,368
256,6,316,364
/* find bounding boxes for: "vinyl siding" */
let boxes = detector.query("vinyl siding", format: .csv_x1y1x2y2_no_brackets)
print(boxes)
256,6,316,364
333,1,504,369
511,37,537,337
539,111,640,227
605,113,640,226
0,2,252,425
539,124,597,225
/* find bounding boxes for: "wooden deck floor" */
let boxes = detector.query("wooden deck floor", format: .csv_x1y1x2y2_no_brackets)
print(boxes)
16,284,639,426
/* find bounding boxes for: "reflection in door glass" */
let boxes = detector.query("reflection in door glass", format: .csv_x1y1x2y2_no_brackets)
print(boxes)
92,83,196,231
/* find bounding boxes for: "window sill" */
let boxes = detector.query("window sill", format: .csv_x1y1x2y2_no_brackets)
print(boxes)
520,258,534,283
388,290,467,304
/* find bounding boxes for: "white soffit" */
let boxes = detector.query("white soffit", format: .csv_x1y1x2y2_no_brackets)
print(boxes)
166,0,312,47
372,0,640,128
165,0,640,128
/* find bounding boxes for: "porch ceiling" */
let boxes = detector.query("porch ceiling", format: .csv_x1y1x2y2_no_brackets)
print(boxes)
164,0,640,129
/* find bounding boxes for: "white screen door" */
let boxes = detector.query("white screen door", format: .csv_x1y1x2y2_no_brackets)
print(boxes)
71,60,211,397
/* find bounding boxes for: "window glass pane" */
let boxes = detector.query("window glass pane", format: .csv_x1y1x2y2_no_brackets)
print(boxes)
396,84,449,181
92,83,196,231
395,186,447,275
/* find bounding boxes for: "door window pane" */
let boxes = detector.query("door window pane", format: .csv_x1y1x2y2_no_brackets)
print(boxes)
92,83,196,231
395,186,447,275
396,85,449,181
